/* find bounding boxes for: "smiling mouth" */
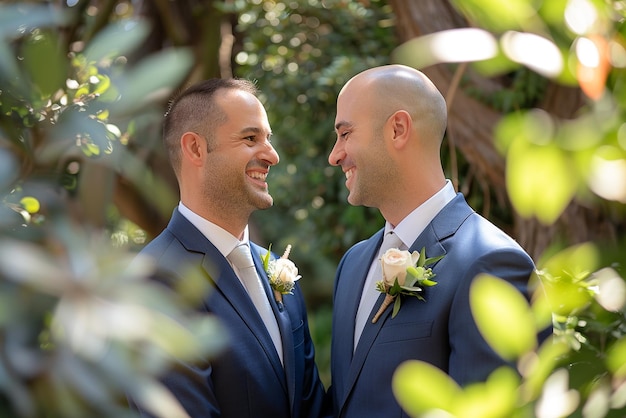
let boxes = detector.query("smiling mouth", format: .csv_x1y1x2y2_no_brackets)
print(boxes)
345,167,355,180
248,171,268,181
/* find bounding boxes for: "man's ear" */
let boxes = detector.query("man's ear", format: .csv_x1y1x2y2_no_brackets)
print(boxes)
389,110,411,149
180,132,206,167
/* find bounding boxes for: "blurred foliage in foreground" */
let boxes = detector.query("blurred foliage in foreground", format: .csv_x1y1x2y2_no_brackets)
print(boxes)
392,0,626,416
394,243,626,417
0,4,225,417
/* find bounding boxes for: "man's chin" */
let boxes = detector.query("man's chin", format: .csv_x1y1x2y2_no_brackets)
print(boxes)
347,192,362,207
254,195,274,210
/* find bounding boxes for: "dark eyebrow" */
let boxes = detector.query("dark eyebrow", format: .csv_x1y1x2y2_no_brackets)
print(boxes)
240,127,272,136
335,121,353,132
240,127,273,141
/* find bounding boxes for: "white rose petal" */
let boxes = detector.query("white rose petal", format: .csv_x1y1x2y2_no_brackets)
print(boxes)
380,249,418,286
272,258,301,284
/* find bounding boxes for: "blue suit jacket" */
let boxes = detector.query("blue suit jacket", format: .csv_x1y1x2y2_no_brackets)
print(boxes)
329,194,535,417
136,209,327,418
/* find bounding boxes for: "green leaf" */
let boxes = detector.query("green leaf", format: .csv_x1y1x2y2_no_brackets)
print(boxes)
541,242,599,279
110,48,194,116
389,279,402,296
261,244,272,271
496,110,577,224
392,360,461,416
506,139,575,224
536,243,598,316
607,338,626,378
392,296,401,318
424,255,445,265
399,285,423,292
21,30,67,97
470,274,537,360
84,19,151,62
418,247,426,266
20,196,40,214
453,366,520,418
520,338,570,399
450,0,540,32
0,4,69,38
406,266,422,278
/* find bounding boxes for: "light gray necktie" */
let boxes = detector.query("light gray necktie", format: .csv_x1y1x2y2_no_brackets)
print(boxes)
229,244,283,363
354,232,404,349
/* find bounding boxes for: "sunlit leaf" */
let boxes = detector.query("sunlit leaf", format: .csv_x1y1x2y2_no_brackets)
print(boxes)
92,74,112,96
84,19,151,62
0,239,68,292
19,196,40,214
528,270,554,332
21,30,67,97
519,337,569,400
592,267,626,312
500,31,564,78
454,367,520,418
0,4,69,38
110,48,194,115
500,111,577,224
450,0,541,32
588,147,626,203
535,243,598,315
535,369,579,418
495,109,554,155
393,28,498,69
542,242,599,278
129,378,192,418
392,360,461,416
470,274,537,360
75,85,91,99
606,338,626,377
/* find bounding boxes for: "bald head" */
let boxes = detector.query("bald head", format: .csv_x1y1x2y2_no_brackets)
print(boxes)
339,65,447,146
330,65,449,222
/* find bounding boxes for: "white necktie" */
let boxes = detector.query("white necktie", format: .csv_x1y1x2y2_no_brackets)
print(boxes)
354,232,404,349
229,244,283,363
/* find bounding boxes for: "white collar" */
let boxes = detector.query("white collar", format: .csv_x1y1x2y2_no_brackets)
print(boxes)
385,180,456,249
177,202,249,257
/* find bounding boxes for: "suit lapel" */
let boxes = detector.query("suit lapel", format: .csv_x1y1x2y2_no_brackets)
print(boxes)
275,303,296,413
333,230,384,407
338,194,472,413
250,245,295,410
167,210,287,393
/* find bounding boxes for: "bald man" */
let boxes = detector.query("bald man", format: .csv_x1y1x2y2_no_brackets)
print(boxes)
327,65,536,417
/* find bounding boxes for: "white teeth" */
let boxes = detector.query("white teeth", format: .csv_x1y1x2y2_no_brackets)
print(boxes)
345,168,354,180
249,172,267,181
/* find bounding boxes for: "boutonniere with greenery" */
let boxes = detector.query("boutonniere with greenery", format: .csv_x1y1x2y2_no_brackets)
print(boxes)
372,247,443,323
262,244,301,309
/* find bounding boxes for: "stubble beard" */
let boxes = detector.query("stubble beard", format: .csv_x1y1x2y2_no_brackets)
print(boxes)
201,176,273,223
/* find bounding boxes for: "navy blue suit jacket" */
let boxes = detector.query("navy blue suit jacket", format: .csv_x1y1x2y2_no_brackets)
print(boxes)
329,194,535,417
136,209,327,418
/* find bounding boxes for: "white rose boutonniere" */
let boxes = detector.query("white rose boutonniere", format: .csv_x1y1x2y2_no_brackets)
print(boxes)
372,247,443,323
262,244,301,309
